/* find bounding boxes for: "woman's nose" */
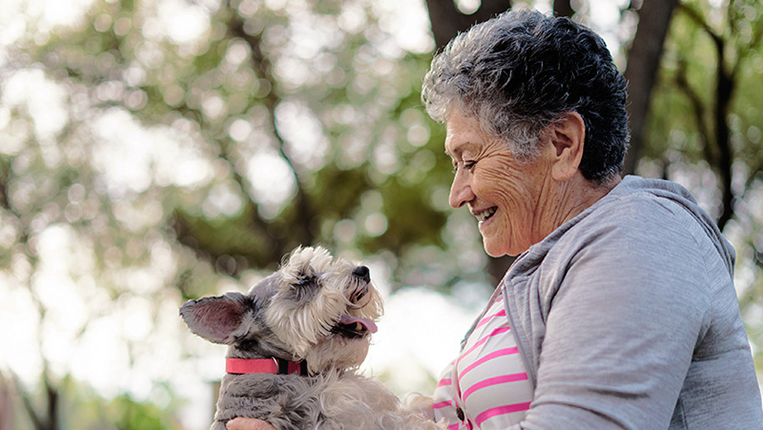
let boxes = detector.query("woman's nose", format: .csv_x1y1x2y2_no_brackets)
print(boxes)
449,170,474,209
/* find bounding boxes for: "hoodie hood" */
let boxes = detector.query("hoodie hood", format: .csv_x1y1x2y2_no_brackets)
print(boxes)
609,176,735,274
515,175,735,277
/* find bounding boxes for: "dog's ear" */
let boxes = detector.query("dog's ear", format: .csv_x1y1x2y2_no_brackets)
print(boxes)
180,292,252,344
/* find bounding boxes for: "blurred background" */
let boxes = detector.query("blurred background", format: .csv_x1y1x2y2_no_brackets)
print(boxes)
0,0,761,428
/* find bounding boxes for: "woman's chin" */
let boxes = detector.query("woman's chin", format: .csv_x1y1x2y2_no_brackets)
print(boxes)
482,240,509,258
482,235,527,258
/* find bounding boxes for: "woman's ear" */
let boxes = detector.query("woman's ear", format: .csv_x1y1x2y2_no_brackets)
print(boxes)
547,111,585,182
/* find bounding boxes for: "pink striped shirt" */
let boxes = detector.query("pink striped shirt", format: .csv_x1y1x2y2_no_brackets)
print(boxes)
432,294,533,429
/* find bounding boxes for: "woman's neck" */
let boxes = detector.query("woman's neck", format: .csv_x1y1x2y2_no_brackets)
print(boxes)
542,172,622,237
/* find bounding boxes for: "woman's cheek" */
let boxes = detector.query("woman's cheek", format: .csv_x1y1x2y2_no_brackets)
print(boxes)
481,166,534,211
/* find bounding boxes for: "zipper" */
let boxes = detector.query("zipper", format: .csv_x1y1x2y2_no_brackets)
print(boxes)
502,282,537,393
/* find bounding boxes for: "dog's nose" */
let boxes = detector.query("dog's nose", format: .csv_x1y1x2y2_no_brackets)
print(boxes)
352,266,370,282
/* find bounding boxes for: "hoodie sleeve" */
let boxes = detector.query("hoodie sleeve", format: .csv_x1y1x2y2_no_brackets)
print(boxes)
516,196,713,429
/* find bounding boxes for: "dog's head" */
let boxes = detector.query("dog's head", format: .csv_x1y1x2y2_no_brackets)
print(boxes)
180,246,383,373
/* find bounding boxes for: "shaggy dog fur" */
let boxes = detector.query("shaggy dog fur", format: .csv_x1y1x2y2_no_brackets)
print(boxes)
181,246,444,430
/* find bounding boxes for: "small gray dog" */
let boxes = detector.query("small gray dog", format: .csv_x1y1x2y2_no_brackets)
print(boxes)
181,246,444,430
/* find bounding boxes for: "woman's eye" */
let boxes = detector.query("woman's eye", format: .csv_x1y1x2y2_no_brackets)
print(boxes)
453,160,476,174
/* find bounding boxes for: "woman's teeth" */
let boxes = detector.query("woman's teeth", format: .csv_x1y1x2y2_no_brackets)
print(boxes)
476,207,497,222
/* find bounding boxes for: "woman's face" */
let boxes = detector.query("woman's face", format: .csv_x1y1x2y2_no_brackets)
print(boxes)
445,110,552,257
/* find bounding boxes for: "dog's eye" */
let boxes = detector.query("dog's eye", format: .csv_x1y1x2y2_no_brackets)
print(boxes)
291,276,318,301
293,277,313,288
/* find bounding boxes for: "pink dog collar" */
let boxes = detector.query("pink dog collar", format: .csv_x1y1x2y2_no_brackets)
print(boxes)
226,358,308,376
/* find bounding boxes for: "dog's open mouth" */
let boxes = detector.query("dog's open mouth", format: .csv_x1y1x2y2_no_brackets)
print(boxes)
332,315,378,339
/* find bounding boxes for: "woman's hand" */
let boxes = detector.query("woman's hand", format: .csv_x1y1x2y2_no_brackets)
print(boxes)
226,418,277,430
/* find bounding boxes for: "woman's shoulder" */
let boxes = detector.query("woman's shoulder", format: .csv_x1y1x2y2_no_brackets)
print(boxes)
513,177,731,281
536,181,715,274
569,176,714,243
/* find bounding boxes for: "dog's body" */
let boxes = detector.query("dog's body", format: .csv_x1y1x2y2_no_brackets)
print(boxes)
181,246,444,430
212,369,434,430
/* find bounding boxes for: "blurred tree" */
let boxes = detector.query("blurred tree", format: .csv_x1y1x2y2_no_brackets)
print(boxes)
639,0,763,368
106,393,179,430
0,0,482,427
622,0,680,175
2,372,180,430
673,0,761,229
424,0,512,51
0,375,11,430
1,0,762,428
13,371,61,430
553,0,574,18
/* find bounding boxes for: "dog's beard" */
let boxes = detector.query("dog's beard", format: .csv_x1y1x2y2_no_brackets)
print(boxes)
304,334,372,374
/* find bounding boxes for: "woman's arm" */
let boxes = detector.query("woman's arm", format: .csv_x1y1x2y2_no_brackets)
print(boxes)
520,202,710,428
226,418,277,430
224,397,435,429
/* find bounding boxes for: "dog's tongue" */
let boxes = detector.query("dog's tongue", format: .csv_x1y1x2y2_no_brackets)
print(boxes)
340,315,378,333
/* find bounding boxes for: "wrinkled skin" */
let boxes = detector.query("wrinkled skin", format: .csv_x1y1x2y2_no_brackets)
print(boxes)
445,110,620,257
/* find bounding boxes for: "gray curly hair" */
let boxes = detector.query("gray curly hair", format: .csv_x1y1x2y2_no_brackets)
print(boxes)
422,9,629,182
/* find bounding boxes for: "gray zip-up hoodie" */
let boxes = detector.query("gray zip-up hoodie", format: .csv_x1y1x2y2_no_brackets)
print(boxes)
499,176,763,429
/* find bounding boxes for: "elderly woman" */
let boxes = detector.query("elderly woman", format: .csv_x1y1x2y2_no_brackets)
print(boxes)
228,9,763,430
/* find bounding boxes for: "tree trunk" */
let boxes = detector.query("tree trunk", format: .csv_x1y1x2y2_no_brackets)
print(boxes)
674,3,739,231
424,0,513,51
553,0,574,18
712,31,735,231
622,0,679,175
0,374,13,430
13,371,58,430
227,5,315,251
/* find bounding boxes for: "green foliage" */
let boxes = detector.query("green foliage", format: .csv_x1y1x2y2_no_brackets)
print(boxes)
0,0,488,427
64,383,180,430
2,0,467,293
103,394,176,430
3,373,180,430
642,0,763,369
647,0,763,171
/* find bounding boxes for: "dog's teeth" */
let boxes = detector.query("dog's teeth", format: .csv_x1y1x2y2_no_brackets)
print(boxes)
355,322,363,331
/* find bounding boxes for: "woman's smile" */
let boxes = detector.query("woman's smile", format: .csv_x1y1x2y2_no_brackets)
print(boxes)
472,206,497,223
